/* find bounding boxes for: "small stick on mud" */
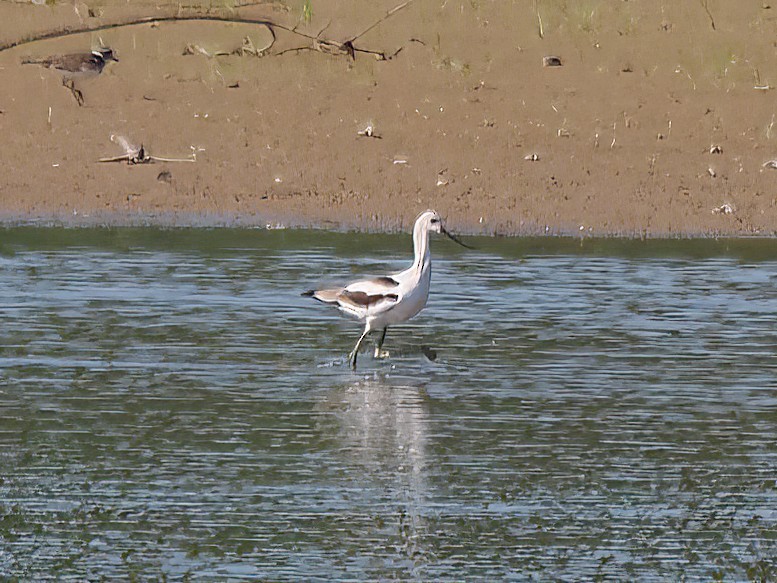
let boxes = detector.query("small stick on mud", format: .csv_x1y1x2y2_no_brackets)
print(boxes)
278,0,412,60
98,134,195,164
700,0,716,30
346,1,412,45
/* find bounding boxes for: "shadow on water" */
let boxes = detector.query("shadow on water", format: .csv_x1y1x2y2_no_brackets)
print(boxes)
1,227,776,580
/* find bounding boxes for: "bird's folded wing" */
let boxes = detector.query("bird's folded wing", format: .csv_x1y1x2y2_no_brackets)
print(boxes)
344,276,399,294
304,276,401,314
370,276,400,288
339,290,399,313
341,277,400,310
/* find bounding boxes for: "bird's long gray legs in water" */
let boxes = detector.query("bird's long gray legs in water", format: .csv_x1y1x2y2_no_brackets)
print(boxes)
373,328,388,359
348,326,371,369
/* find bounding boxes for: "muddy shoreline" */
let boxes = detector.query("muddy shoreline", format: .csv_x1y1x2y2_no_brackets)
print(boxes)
2,1,777,238
0,210,763,240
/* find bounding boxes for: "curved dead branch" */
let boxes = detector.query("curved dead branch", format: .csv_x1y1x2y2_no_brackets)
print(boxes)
0,0,413,59
0,14,280,54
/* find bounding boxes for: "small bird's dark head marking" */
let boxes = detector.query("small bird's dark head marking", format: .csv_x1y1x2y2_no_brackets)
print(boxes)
93,48,118,62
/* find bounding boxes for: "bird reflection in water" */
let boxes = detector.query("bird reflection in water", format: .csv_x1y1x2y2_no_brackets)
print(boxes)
318,375,432,564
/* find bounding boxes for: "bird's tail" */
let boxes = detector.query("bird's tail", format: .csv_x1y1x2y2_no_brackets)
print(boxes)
301,288,341,304
21,56,54,66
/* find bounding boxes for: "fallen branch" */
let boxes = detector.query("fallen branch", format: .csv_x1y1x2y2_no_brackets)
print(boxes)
1,0,413,62
0,14,278,54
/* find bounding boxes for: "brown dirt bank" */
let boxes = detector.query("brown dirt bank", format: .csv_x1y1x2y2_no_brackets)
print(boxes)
2,0,777,237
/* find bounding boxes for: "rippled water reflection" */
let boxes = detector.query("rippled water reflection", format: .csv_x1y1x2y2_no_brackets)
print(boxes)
1,228,776,580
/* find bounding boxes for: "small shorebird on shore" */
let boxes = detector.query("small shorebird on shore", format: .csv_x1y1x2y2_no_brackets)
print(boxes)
302,210,472,369
22,47,118,106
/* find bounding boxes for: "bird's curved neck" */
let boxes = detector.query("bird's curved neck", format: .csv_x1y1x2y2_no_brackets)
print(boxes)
412,222,431,273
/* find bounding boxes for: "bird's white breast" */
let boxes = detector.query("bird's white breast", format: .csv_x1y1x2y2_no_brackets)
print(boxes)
372,263,431,327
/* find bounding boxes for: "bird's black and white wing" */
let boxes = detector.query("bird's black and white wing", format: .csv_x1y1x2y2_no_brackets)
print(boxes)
303,276,400,318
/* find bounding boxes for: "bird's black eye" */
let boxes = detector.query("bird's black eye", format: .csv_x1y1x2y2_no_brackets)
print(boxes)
430,218,439,224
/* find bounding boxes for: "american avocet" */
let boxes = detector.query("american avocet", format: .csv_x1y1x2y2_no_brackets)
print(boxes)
303,210,471,369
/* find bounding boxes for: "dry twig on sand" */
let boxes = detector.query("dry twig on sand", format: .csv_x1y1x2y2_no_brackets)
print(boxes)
270,0,412,60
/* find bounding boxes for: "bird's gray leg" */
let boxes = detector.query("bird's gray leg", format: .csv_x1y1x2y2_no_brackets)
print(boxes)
373,328,388,359
348,326,370,369
63,78,84,106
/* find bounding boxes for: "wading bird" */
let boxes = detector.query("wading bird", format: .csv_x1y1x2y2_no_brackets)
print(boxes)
303,210,472,369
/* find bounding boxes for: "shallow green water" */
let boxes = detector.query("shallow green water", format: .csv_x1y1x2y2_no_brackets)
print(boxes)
1,228,776,580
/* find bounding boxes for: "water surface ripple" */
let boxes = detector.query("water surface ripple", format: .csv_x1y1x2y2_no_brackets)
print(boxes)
1,229,776,580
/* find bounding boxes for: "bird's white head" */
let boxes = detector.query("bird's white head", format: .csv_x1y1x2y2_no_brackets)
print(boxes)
414,209,473,248
415,209,443,234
